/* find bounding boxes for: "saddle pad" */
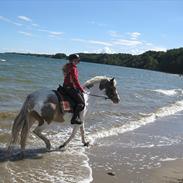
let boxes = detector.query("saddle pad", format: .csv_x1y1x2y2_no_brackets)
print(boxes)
53,90,74,113
60,98,73,113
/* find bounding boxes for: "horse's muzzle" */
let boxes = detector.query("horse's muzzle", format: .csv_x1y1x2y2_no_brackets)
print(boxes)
112,97,120,104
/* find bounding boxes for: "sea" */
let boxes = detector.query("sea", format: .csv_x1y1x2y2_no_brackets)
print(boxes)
0,53,183,183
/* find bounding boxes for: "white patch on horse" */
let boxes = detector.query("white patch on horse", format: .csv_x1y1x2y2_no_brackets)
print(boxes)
31,89,56,115
84,76,110,87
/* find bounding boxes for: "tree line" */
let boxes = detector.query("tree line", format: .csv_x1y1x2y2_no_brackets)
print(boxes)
8,47,183,74
77,48,183,74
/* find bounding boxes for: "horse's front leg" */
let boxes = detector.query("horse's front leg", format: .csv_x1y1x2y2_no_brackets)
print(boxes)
59,125,80,149
80,123,89,147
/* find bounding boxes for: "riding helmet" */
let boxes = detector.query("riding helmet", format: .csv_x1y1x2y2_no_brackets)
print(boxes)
68,54,80,61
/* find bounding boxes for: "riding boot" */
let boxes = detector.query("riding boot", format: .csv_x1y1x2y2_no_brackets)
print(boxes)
71,109,83,125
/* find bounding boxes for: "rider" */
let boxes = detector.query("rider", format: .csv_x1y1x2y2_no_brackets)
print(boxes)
62,54,85,125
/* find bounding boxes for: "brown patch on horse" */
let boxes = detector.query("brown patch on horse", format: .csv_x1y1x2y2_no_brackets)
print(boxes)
85,83,94,89
41,103,55,124
99,79,108,90
99,78,120,103
30,111,44,126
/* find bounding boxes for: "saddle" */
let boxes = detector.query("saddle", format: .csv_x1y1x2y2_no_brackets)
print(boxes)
53,85,76,113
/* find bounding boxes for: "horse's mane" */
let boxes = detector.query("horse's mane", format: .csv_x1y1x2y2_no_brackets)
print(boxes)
84,76,116,88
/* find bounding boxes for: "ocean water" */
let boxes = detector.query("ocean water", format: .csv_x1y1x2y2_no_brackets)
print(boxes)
0,53,183,183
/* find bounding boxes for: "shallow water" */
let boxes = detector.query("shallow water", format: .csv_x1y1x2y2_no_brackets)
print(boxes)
88,112,183,183
0,53,183,182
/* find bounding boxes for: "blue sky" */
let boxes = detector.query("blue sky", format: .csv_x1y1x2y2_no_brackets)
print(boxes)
0,0,183,55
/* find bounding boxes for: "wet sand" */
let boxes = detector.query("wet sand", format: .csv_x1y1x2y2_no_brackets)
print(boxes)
146,159,183,183
87,112,183,183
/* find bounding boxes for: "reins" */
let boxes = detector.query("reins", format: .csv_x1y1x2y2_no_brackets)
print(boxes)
84,93,109,100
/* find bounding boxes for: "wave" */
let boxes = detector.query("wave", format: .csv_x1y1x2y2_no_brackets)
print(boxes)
0,111,17,120
160,157,178,162
0,59,6,62
88,100,183,142
153,89,183,96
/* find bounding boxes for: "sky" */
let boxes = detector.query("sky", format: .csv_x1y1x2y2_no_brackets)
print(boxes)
0,0,183,55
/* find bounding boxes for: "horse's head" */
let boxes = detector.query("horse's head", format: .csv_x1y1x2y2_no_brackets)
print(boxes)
99,77,120,104
84,76,120,104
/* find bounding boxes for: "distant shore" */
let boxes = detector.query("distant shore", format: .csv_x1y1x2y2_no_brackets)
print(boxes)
3,47,183,75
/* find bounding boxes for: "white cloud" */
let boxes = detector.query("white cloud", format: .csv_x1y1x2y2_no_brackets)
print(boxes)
131,32,141,36
31,23,39,27
128,32,141,40
71,38,86,42
71,38,112,46
14,22,22,26
82,50,89,53
150,47,166,52
18,16,32,22
97,47,116,54
38,29,49,32
128,45,167,55
38,29,63,37
18,31,32,37
108,31,141,39
129,48,146,55
113,39,142,46
0,16,22,26
108,30,123,37
49,31,63,36
88,40,112,46
145,42,153,46
71,36,166,55
0,16,10,22
83,47,115,54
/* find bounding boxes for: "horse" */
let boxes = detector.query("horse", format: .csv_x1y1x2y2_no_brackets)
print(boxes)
7,76,120,157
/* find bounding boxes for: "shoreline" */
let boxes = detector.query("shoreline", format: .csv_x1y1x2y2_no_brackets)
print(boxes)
1,50,183,75
87,112,183,183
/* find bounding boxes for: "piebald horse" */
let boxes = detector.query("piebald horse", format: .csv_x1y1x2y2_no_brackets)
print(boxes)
8,76,120,157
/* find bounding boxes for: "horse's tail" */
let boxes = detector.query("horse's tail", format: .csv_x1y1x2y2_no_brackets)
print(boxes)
8,95,30,150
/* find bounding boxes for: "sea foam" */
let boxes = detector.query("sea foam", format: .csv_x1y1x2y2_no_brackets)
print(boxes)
153,89,183,96
0,59,6,62
88,100,183,142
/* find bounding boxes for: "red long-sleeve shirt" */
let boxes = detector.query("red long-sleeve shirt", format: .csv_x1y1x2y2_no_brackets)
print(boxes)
63,63,84,92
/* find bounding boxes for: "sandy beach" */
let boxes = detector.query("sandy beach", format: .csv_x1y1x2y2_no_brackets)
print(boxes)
87,112,183,183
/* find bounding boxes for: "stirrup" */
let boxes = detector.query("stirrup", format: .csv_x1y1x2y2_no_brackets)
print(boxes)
71,119,83,125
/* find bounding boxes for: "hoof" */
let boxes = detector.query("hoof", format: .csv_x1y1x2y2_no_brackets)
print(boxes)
84,142,90,147
6,149,12,158
59,143,65,149
15,151,25,160
46,144,51,151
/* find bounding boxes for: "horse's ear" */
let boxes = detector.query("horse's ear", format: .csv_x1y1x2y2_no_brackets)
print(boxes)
110,78,115,83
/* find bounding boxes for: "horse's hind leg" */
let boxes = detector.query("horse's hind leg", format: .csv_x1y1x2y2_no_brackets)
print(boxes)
32,113,51,150
31,111,51,150
20,120,29,157
7,113,24,154
19,114,34,158
33,123,51,150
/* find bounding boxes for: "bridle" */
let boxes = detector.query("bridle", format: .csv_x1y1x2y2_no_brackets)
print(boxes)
85,93,109,100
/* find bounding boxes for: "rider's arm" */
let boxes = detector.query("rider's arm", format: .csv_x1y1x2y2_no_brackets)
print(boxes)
70,66,84,93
